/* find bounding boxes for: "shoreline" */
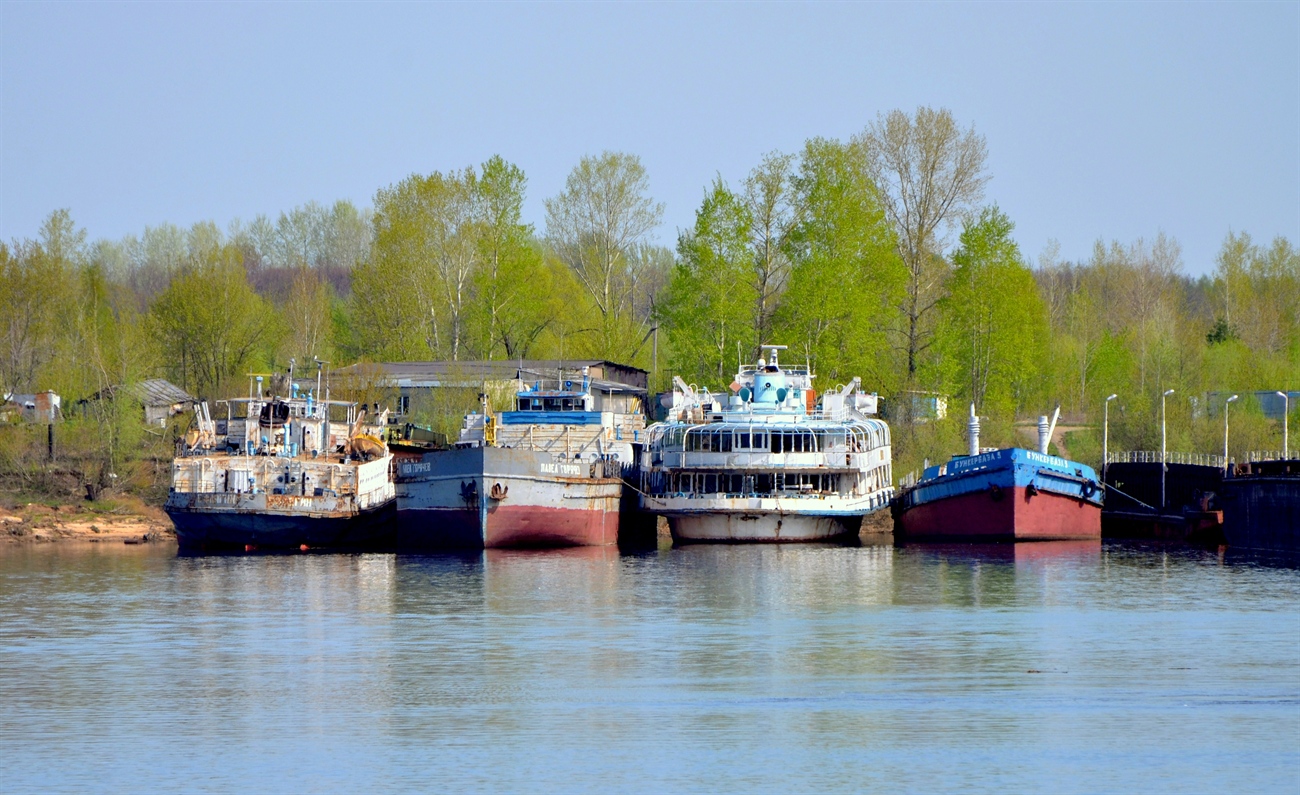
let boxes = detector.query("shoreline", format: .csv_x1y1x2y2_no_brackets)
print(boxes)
2,498,175,545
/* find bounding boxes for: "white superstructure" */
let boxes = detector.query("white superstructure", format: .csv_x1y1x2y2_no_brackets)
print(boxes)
640,346,894,542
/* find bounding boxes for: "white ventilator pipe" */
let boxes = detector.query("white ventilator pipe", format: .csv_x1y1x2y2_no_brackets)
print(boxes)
1038,416,1050,455
968,404,980,457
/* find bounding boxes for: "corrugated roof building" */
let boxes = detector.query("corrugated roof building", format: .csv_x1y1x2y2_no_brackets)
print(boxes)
85,379,197,426
328,360,648,418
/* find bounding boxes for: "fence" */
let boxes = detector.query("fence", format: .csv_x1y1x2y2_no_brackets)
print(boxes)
1245,450,1297,462
1106,451,1226,468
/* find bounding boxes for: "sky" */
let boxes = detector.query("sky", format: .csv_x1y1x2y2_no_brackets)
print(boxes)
2,2,1297,276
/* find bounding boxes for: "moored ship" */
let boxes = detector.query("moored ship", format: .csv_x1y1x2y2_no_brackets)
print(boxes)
639,345,894,542
166,378,395,551
1221,456,1300,553
893,406,1103,542
395,367,644,549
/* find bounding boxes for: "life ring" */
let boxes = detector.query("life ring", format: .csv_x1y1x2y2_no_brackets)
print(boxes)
988,483,1004,501
1081,480,1097,499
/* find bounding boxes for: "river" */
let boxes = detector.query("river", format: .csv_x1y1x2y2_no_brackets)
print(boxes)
1,540,1296,793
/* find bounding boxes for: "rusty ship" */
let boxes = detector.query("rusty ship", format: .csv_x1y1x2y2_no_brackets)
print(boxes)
165,374,395,552
395,367,645,549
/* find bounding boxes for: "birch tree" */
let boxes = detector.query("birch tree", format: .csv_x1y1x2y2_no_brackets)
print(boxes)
742,152,799,348
855,107,988,381
545,151,664,357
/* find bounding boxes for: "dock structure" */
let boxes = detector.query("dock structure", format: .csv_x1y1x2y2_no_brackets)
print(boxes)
1102,453,1226,543
1221,457,1300,554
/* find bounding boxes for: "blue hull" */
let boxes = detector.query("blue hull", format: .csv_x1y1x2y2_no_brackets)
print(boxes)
894,448,1104,541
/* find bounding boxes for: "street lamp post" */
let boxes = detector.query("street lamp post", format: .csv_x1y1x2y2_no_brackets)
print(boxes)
1224,394,1239,475
1103,394,1118,481
1277,391,1290,459
1161,389,1175,511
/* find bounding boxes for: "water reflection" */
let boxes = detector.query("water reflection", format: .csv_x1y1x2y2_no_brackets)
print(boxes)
0,541,1296,794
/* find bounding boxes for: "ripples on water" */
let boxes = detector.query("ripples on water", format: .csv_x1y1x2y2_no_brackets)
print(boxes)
1,541,1297,794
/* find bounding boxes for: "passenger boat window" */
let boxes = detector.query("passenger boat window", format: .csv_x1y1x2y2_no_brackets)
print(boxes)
544,398,561,411
720,432,732,452
739,432,750,448
752,432,766,450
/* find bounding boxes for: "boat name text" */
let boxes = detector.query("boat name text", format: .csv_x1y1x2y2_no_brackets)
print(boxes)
540,462,583,475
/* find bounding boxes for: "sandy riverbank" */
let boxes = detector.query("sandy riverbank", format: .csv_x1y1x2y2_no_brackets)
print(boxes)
1,496,174,545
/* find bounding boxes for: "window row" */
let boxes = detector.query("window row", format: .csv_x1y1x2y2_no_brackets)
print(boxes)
662,423,892,454
517,397,585,412
654,472,845,496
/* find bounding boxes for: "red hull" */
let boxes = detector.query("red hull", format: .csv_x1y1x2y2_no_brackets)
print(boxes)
896,485,1101,542
486,503,619,548
397,503,619,549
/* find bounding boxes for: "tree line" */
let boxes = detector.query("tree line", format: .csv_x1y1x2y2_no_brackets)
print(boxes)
2,106,1297,479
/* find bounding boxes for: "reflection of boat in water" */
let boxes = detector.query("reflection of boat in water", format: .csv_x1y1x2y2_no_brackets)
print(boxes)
396,368,643,550
902,540,1102,565
165,377,395,552
1221,457,1300,553
894,406,1103,542
639,345,894,543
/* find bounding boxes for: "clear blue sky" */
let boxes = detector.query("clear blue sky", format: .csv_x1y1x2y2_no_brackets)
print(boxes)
2,2,1297,275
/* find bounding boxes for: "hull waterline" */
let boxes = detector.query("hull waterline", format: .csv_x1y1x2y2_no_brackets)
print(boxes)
667,510,860,543
168,500,396,551
895,485,1100,542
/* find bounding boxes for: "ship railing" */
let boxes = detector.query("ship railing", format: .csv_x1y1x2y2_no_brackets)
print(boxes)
1106,450,1226,468
667,451,876,469
1245,450,1297,462
804,408,847,422
897,470,919,489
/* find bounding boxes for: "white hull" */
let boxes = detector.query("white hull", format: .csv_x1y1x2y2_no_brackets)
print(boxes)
647,490,892,542
669,512,854,542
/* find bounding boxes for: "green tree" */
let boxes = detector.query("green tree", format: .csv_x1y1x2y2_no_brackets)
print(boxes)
855,107,989,381
544,151,664,358
468,156,557,358
775,138,905,389
742,152,799,347
940,206,1048,415
355,168,477,360
282,266,337,365
149,245,275,397
659,178,759,386
0,210,84,397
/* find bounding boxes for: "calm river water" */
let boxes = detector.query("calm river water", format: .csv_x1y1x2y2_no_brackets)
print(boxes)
1,540,1297,794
